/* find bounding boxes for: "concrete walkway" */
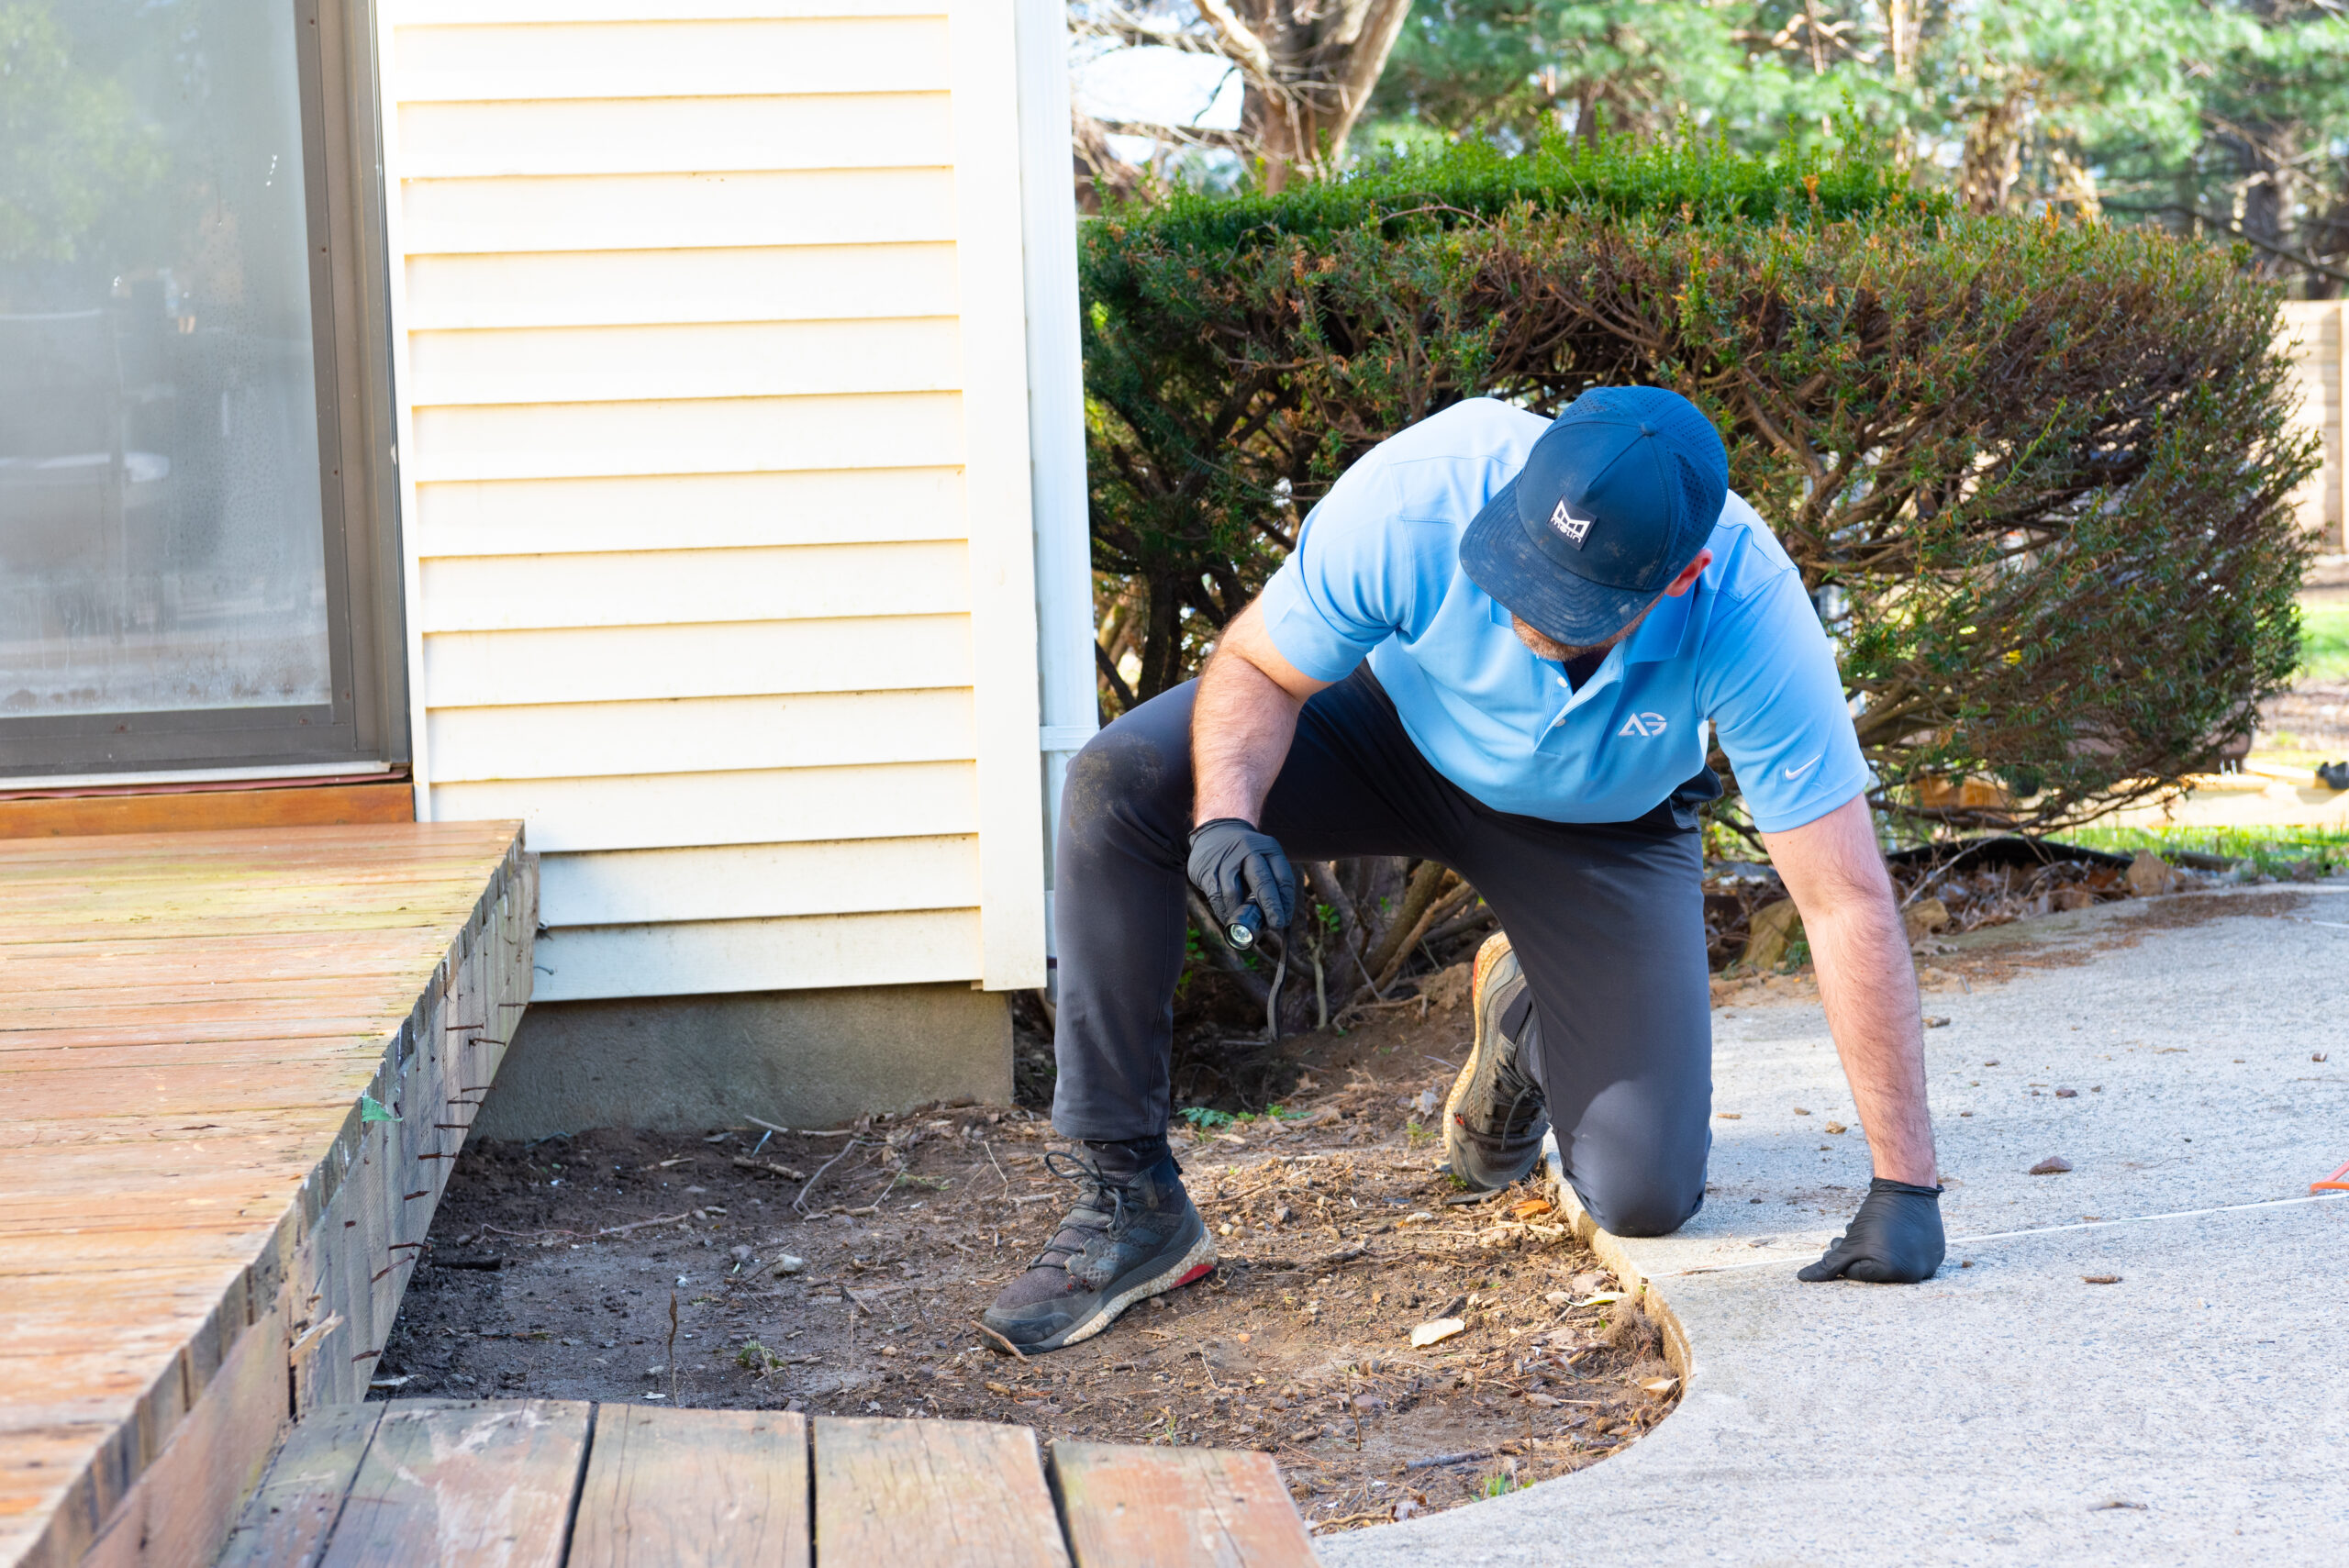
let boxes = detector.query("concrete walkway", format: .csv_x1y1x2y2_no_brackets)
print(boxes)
1326,883,2349,1567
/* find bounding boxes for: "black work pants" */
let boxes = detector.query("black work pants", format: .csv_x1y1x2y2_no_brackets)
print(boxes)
1050,667,1715,1238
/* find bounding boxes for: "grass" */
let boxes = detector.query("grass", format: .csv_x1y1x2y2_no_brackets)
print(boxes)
2301,602,2349,682
2054,823,2349,876
1178,1105,1308,1130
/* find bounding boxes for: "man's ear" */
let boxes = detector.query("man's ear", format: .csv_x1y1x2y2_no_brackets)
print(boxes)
1663,549,1714,598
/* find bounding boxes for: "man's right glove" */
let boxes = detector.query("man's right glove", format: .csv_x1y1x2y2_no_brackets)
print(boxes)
1186,818,1297,933
1797,1176,1945,1284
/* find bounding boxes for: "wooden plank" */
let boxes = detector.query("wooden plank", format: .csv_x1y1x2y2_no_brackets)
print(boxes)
400,92,952,180
416,539,968,636
533,906,982,1001
395,0,944,21
812,1417,1069,1567
421,615,974,708
409,317,960,406
0,821,515,867
427,688,977,784
391,17,952,100
399,170,954,259
568,1406,807,1568
0,823,530,1566
317,1401,591,1568
76,1297,290,1568
429,759,977,853
942,0,1048,995
539,835,978,926
215,1405,386,1568
0,784,413,841
404,244,963,335
407,462,967,560
1050,1443,1318,1568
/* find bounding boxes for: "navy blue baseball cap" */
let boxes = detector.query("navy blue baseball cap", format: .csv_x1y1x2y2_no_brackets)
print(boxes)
1460,386,1729,646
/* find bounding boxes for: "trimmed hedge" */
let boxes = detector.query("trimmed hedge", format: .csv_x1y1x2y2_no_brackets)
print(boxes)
1081,133,2313,828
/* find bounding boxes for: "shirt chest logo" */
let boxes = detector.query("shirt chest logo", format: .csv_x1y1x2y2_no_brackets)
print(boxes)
1618,712,1669,738
1548,497,1595,548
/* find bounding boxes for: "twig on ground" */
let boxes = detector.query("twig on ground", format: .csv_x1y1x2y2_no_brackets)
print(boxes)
795,1140,869,1212
595,1213,691,1237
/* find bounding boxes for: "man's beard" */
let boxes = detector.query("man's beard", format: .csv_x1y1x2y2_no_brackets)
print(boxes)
1511,615,1625,663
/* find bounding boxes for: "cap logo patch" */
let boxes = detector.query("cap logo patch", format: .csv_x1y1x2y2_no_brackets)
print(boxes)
1548,497,1595,548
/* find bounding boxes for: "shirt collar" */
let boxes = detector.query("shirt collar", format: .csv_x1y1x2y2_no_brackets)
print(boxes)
1623,584,1696,664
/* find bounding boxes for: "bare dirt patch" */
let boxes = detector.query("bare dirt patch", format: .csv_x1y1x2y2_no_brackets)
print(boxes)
386,1004,1680,1533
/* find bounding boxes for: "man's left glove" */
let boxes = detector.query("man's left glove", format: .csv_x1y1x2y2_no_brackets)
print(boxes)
1186,817,1297,932
1797,1176,1945,1284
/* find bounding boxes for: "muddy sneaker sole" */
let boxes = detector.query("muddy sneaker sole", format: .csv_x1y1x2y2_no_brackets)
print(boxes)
1444,931,1548,1191
1000,1223,1219,1354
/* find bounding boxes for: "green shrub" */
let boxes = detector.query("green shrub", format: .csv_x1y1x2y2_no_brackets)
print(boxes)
1082,130,2314,829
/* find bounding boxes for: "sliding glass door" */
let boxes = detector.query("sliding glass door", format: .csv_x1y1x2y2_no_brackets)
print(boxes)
0,0,401,779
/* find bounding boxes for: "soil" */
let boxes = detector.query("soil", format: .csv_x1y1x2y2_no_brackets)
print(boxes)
384,995,1681,1534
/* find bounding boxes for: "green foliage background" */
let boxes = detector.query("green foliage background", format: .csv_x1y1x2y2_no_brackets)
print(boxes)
1083,132,2313,828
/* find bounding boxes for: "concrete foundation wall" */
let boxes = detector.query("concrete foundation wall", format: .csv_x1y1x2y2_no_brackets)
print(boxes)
473,983,1013,1139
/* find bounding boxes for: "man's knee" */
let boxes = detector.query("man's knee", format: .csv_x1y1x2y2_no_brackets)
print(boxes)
1060,706,1191,851
1570,1164,1704,1239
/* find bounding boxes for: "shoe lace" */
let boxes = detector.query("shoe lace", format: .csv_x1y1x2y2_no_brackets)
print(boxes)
1026,1151,1134,1272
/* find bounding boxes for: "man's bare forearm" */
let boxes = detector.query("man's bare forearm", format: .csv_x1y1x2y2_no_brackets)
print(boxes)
1764,796,1939,1188
1192,646,1306,826
1189,603,1328,826
1805,896,1939,1186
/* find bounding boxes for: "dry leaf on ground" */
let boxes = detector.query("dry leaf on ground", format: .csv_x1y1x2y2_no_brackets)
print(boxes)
1408,1318,1467,1348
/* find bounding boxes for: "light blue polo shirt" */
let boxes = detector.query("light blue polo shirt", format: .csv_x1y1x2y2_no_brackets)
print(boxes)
1256,398,1871,834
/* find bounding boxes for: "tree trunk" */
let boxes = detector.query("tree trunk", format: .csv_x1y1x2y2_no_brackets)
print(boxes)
1206,0,1414,188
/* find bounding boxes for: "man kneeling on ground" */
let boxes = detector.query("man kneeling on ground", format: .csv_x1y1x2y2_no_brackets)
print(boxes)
984,387,1945,1353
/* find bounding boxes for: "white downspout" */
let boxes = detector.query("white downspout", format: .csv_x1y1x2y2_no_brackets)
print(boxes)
1012,0,1097,992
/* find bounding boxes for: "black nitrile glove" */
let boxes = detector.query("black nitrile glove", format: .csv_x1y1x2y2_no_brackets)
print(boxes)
1797,1176,1945,1284
1186,817,1297,931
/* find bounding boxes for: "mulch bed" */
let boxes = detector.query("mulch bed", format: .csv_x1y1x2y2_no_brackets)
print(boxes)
385,1003,1682,1533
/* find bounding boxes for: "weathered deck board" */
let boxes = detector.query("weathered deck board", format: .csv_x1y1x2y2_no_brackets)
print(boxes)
0,825,532,1568
813,1417,1073,1567
212,1404,385,1568
1050,1441,1318,1568
568,1405,808,1568
214,1406,1320,1567
317,1401,591,1568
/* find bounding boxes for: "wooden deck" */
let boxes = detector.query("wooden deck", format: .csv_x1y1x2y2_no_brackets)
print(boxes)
0,824,534,1568
217,1402,1319,1567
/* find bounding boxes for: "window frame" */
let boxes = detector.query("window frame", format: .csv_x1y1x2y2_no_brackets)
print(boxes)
0,0,407,782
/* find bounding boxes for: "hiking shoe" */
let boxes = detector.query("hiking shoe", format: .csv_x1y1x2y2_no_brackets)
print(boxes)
1443,931,1550,1190
981,1151,1215,1353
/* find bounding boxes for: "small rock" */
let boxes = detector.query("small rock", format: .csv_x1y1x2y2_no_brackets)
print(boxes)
2054,1088,2077,1099
1901,897,1952,943
729,1244,752,1263
771,1254,807,1276
2126,851,2179,897
1922,1017,1951,1029
1823,1121,1848,1135
1741,899,1803,971
1413,1088,1440,1118
1792,1106,1811,1116
2029,1156,2074,1175
2082,1274,2121,1285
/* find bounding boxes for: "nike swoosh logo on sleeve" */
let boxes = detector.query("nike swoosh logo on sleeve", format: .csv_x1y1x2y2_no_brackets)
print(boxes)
1783,755,1822,781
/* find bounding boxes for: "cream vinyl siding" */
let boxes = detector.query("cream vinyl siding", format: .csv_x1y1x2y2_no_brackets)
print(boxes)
382,0,1047,1001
